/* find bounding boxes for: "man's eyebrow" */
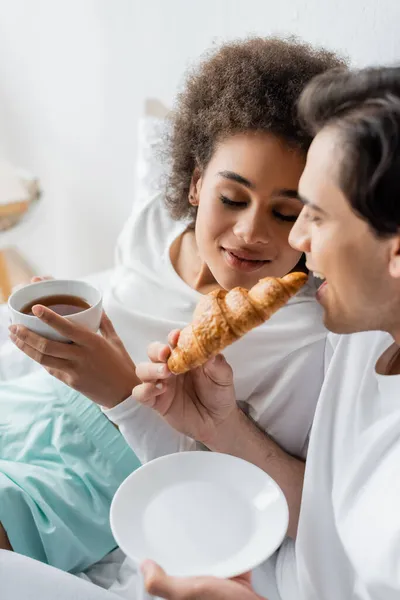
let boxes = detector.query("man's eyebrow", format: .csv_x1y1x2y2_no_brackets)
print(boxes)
218,171,254,189
297,193,327,214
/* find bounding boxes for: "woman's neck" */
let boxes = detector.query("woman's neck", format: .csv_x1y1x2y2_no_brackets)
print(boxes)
169,228,221,295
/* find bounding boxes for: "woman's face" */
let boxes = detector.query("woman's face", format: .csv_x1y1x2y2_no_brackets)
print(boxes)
191,132,306,290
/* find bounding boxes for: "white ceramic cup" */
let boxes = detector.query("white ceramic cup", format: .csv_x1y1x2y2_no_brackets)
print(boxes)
8,279,103,342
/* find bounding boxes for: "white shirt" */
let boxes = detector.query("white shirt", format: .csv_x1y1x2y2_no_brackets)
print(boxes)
104,192,327,463
277,330,400,600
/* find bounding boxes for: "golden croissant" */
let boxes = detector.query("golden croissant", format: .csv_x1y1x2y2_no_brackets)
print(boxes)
167,271,308,374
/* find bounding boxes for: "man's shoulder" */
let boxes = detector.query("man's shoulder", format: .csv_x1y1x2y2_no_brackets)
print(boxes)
327,330,392,353
324,330,392,374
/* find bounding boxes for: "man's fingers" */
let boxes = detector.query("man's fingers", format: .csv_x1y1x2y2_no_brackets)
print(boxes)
202,354,234,387
147,341,171,363
141,561,170,598
142,561,185,599
30,305,89,344
167,329,181,349
136,361,171,382
9,326,79,359
232,572,252,585
141,561,254,600
132,382,164,407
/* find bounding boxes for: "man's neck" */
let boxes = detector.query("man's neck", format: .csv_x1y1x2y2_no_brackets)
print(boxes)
376,329,400,375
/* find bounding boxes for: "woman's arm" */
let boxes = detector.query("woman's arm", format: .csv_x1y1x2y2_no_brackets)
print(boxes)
10,306,197,462
103,395,196,464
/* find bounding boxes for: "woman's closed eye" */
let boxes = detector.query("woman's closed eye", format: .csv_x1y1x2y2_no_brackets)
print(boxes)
219,195,300,221
272,209,299,223
219,194,248,209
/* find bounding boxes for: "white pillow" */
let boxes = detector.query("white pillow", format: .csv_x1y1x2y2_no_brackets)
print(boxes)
134,116,168,202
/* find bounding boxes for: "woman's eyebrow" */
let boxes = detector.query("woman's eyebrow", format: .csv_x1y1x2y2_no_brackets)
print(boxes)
217,171,254,189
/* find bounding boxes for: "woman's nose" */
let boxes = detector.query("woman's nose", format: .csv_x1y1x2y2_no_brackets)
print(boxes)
233,214,271,245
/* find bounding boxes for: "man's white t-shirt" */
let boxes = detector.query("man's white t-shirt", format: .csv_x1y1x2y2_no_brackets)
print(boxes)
277,330,400,600
104,192,327,462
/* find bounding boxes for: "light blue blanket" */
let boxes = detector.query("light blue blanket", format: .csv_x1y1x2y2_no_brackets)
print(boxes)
0,370,140,573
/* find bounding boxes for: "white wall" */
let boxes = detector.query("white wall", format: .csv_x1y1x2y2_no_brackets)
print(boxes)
0,0,399,277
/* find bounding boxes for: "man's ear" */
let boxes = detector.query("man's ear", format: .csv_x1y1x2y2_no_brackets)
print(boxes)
388,236,400,279
188,167,202,206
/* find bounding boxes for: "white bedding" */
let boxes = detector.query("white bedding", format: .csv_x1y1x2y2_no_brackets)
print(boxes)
78,549,136,597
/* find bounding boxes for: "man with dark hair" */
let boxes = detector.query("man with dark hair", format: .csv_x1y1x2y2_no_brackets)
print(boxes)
132,65,400,599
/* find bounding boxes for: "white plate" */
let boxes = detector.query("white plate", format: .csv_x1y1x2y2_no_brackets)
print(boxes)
110,451,288,579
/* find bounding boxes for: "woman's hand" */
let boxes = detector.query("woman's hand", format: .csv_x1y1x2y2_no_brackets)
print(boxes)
141,561,265,600
9,297,139,408
133,331,242,448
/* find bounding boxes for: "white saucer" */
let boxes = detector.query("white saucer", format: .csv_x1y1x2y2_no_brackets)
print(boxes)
110,451,288,579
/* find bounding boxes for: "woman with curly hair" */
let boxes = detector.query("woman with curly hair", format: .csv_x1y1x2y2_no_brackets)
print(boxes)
2,36,343,594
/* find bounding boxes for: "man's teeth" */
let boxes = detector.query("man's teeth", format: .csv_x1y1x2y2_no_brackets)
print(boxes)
313,271,325,280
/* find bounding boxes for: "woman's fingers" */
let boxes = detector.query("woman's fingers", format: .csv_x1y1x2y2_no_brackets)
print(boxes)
8,333,73,370
9,325,79,359
99,311,119,340
29,305,89,344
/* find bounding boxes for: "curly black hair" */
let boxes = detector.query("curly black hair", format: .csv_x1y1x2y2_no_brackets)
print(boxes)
164,36,346,222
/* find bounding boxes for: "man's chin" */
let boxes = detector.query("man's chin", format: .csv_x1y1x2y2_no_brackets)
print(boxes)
323,311,363,335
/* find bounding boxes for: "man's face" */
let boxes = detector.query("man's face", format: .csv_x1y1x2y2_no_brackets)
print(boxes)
289,127,400,334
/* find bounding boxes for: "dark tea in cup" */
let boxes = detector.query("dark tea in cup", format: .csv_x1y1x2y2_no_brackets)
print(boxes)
21,294,91,316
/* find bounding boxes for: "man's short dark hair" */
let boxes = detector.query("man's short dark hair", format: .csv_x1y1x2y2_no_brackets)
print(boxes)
299,66,400,237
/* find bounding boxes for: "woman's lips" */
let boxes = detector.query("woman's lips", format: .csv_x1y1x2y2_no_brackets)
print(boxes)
222,248,270,272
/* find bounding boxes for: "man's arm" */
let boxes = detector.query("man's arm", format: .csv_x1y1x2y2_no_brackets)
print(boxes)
208,407,304,539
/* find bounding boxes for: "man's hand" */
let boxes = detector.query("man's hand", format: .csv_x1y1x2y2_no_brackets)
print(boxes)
134,330,305,538
141,561,265,600
134,331,241,447
9,306,139,408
